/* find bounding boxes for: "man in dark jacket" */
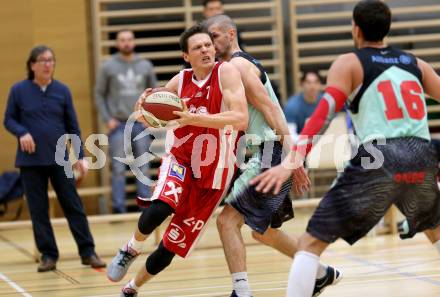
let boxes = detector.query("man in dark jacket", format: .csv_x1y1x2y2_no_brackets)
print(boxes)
4,45,106,272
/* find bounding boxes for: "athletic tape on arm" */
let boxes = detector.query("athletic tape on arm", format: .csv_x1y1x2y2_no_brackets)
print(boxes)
293,86,348,157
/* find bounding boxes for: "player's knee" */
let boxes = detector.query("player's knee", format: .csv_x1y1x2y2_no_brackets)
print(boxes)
433,224,440,240
252,229,275,246
138,201,173,235
216,208,238,232
145,241,175,275
251,230,267,244
216,209,230,231
216,212,228,232
297,233,327,255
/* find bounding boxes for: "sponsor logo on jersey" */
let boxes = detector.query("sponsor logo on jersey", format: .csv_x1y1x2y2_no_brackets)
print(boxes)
371,55,399,64
188,105,197,113
399,54,412,65
188,105,209,115
169,162,185,181
197,106,208,114
167,223,186,248
183,217,205,233
394,171,425,184
161,181,183,205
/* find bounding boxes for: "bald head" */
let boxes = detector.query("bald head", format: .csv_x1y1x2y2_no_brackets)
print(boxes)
204,14,237,33
203,14,239,60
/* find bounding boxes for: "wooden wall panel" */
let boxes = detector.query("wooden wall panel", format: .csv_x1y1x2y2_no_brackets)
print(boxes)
0,1,33,171
92,0,287,100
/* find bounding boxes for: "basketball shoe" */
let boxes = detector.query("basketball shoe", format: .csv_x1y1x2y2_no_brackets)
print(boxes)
312,266,343,297
397,219,412,239
230,291,252,297
120,287,137,297
107,245,139,282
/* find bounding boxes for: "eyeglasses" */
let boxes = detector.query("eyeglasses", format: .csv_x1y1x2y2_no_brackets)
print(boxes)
35,59,55,65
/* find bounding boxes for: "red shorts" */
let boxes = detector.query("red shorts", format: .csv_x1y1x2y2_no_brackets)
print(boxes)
138,155,231,258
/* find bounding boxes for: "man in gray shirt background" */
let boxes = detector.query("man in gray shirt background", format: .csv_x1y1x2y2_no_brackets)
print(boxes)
95,29,157,213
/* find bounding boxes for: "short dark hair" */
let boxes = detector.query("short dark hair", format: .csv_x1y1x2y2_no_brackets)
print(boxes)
301,70,323,83
203,0,223,7
116,29,135,39
179,23,212,53
353,0,391,42
26,45,55,80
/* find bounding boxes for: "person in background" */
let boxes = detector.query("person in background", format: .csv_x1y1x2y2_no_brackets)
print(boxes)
283,70,323,142
95,29,157,213
203,0,245,50
4,45,106,272
203,0,224,18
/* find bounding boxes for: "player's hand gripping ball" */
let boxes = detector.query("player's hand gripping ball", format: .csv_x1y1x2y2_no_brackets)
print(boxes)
138,87,185,128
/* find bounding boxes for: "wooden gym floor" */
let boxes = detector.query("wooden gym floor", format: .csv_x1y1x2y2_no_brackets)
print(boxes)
0,209,439,297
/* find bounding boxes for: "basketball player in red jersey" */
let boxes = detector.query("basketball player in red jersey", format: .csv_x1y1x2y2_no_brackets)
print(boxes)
107,24,249,297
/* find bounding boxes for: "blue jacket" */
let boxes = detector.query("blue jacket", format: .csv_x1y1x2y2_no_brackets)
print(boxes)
283,92,322,133
4,79,84,167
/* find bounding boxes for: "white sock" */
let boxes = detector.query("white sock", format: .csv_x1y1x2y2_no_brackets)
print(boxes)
126,279,139,291
287,251,320,297
434,240,440,255
125,235,144,253
232,272,252,297
316,262,328,280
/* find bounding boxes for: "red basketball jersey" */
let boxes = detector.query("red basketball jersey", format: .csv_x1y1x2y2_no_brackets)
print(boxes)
170,62,241,190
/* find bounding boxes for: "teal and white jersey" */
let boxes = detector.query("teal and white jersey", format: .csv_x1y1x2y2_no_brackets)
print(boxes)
246,74,281,143
231,52,281,146
348,46,430,144
225,52,285,202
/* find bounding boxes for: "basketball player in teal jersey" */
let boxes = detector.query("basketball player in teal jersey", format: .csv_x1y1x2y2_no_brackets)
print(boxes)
205,15,341,297
250,1,440,296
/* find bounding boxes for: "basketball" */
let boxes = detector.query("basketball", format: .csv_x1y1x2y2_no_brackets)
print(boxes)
139,87,184,128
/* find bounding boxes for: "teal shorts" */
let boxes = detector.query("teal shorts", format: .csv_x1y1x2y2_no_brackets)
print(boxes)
225,142,294,234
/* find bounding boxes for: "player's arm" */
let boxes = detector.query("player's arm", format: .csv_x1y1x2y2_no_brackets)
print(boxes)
173,62,248,131
164,74,179,94
230,57,292,147
94,64,112,123
250,53,355,194
417,58,440,101
4,86,35,154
